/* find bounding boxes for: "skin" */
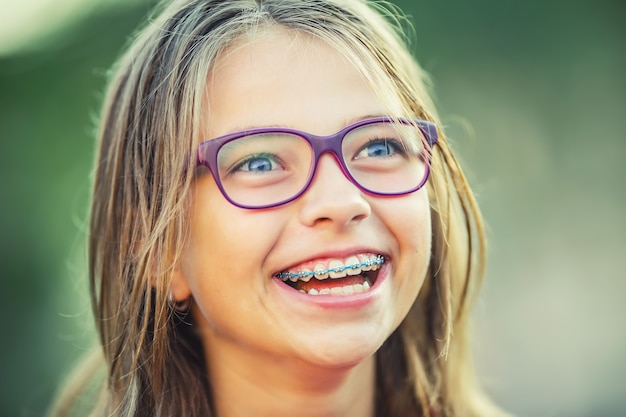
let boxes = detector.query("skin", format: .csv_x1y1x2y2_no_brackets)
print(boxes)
171,28,432,417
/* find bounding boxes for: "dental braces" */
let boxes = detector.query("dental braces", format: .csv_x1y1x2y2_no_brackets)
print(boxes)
276,255,385,280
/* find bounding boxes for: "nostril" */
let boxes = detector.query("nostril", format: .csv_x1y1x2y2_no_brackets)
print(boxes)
351,213,368,222
304,201,370,229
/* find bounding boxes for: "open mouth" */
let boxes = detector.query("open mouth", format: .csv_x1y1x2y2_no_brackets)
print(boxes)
274,254,384,296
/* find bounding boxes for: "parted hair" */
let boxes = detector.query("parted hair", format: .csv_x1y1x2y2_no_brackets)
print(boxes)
49,1,509,416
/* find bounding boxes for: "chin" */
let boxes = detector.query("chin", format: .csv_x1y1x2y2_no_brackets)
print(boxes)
293,328,387,369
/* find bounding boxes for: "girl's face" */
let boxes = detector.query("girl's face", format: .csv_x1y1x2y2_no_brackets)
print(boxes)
174,29,432,368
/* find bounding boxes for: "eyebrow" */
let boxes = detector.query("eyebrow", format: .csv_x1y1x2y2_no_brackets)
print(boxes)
224,113,390,135
345,113,389,126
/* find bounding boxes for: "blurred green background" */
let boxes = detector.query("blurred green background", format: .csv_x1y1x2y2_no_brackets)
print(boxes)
1,0,624,416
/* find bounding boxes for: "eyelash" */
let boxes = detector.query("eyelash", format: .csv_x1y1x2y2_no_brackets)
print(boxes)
355,138,407,159
228,152,283,175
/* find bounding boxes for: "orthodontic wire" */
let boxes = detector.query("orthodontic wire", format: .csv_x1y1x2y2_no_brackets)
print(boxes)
276,256,385,280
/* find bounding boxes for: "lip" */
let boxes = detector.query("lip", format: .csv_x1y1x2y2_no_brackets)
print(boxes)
271,252,390,310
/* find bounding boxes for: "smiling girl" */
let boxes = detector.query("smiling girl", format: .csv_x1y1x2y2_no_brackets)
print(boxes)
50,1,510,416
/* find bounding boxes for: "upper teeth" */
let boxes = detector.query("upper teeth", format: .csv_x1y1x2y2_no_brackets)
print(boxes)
276,255,384,281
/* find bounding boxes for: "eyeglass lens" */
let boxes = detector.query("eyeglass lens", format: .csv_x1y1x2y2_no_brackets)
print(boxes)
215,121,429,207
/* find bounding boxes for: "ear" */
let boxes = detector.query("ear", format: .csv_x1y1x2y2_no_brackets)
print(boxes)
168,256,193,303
149,251,193,303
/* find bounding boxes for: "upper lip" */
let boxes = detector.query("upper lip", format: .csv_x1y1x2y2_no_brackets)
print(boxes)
271,246,389,276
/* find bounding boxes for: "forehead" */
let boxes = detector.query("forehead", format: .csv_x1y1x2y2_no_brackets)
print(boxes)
204,27,405,137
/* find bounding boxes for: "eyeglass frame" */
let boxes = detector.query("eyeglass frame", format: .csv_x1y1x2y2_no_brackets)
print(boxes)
196,116,439,209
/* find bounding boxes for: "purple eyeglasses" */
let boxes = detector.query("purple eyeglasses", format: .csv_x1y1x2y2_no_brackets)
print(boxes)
197,117,438,209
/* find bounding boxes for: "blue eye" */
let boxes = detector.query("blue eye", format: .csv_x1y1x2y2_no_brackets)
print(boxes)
231,153,281,174
355,139,405,159
245,157,273,172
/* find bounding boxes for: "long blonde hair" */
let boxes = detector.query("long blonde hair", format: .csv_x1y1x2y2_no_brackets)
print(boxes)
50,1,508,416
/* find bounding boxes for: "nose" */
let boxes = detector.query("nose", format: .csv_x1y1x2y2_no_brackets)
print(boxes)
297,153,371,229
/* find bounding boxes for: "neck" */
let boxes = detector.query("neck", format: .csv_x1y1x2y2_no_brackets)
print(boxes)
201,329,376,417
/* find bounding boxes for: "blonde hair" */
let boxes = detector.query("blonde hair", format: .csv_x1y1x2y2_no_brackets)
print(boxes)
50,1,509,416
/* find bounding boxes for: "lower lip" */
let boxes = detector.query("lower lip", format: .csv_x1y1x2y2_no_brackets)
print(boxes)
271,263,389,310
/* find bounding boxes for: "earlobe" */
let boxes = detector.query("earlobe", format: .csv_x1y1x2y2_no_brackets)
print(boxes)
150,253,193,309
169,262,193,308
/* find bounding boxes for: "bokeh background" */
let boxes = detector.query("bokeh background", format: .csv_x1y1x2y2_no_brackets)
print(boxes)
1,0,624,416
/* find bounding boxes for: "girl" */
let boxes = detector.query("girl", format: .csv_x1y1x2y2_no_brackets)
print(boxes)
51,0,510,416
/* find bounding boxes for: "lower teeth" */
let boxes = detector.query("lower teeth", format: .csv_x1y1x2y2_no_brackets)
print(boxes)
299,280,371,296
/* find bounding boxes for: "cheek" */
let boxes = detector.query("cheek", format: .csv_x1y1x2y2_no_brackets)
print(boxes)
380,191,432,311
180,180,286,319
179,219,263,338
386,190,431,253
184,176,276,272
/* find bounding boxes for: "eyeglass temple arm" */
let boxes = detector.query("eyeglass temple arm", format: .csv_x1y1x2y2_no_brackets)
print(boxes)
415,120,438,147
